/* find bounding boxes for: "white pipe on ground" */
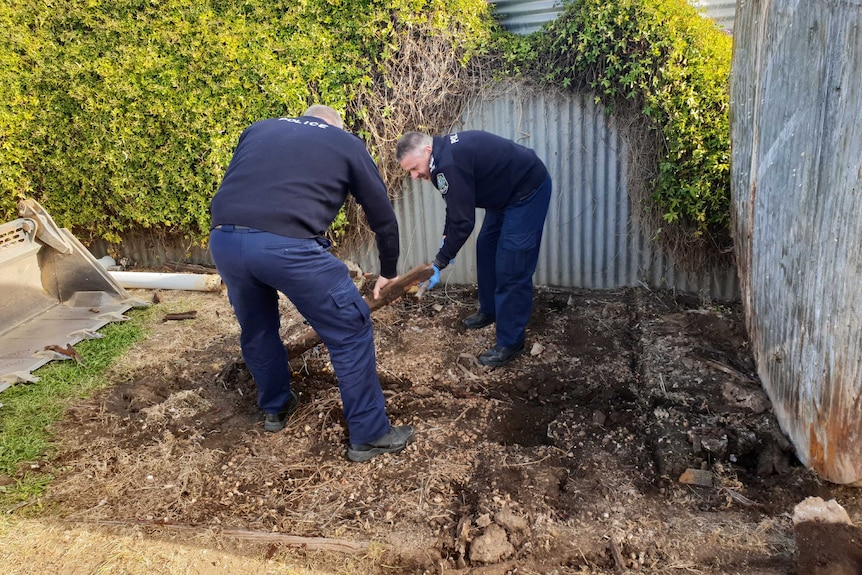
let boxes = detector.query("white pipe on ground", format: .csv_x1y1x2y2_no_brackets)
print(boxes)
108,271,223,292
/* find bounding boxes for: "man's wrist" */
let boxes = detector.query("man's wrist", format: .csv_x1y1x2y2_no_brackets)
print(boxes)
379,260,398,278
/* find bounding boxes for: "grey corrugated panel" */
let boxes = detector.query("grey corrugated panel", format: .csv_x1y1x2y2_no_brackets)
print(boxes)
348,83,739,300
489,0,564,35
692,0,737,30
90,235,213,269
489,0,736,34
731,0,862,484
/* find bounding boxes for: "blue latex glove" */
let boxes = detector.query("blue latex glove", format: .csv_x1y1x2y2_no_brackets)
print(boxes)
420,264,441,292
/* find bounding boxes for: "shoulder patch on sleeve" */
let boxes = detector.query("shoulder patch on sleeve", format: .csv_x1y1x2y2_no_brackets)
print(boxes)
435,173,449,195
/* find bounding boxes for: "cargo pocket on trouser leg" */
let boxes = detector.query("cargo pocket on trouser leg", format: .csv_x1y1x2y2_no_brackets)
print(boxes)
325,277,388,443
499,232,537,278
324,277,371,344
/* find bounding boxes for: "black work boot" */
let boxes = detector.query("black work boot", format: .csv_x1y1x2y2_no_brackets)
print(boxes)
347,425,415,462
463,311,495,329
478,343,525,367
264,390,300,432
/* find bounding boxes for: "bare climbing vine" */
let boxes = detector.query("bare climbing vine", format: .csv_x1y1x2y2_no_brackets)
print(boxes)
340,21,496,250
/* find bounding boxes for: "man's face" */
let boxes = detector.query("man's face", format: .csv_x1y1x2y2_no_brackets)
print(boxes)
399,146,432,181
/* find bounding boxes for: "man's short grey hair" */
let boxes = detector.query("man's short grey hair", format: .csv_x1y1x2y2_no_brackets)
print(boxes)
303,104,343,129
396,131,433,162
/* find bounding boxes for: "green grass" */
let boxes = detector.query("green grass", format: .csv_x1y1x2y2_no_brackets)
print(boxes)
0,305,156,511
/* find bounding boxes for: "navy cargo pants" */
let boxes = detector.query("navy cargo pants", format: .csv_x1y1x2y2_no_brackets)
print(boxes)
209,226,390,445
475,174,552,348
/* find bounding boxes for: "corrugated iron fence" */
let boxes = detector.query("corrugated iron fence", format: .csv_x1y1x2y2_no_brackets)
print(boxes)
110,84,738,300
348,84,739,299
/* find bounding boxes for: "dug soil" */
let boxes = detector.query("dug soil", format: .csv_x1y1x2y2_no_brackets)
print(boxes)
11,277,862,573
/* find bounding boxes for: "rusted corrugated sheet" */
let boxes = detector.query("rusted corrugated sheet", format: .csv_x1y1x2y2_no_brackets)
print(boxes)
348,82,739,299
731,0,862,484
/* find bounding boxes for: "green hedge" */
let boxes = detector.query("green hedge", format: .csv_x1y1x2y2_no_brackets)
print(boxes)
0,0,492,244
1,0,731,249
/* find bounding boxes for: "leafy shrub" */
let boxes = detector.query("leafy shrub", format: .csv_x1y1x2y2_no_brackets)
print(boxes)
0,0,492,244
531,0,732,241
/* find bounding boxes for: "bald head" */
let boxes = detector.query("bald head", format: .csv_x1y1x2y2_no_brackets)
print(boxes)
303,104,343,129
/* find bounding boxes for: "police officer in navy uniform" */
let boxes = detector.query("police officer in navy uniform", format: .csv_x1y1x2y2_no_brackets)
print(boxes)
210,105,414,462
396,130,552,367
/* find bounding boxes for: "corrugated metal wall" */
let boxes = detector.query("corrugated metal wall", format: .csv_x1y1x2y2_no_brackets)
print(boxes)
731,0,862,484
490,0,564,35
489,0,737,34
349,84,738,299
691,0,736,32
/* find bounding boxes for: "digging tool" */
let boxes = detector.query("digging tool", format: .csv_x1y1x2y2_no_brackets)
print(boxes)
285,263,434,356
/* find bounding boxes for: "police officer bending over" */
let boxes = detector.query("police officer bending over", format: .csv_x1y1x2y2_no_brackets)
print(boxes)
210,105,414,462
396,130,552,367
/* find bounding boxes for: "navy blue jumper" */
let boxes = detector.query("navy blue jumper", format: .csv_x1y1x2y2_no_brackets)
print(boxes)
429,131,551,348
209,116,399,445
